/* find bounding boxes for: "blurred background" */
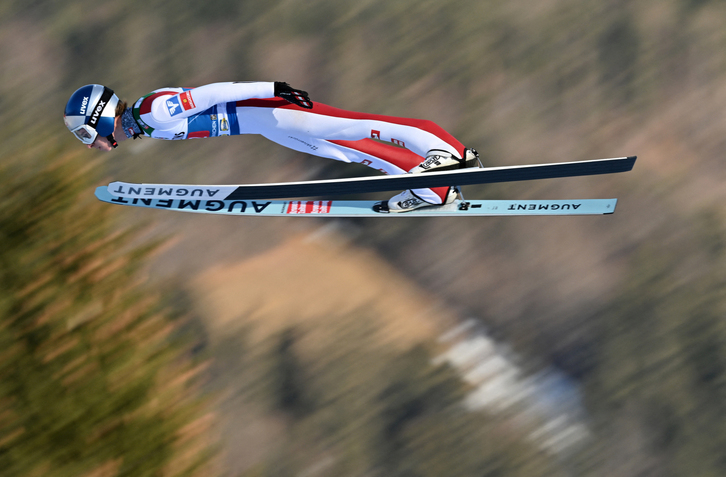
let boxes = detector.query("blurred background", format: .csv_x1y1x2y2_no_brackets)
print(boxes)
2,0,726,475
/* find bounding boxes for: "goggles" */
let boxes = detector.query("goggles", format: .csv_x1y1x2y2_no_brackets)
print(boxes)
69,124,99,145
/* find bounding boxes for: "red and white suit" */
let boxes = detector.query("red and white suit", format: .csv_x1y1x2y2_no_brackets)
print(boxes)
131,82,465,203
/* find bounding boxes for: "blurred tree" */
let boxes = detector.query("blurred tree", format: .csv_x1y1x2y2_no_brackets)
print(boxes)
586,218,726,476
376,346,466,458
680,0,715,12
269,327,314,418
0,151,214,477
598,14,640,105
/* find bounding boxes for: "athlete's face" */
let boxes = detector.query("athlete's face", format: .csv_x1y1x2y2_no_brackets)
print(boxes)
88,135,115,151
86,114,125,151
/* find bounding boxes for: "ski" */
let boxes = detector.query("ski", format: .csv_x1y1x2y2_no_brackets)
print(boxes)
95,186,618,217
107,156,636,201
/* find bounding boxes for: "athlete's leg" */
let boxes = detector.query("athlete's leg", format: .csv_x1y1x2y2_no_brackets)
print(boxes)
236,100,466,205
256,132,450,204
325,139,452,204
235,99,466,159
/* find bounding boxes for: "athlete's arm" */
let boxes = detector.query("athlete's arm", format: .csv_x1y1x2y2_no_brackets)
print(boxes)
151,81,315,122
165,82,275,119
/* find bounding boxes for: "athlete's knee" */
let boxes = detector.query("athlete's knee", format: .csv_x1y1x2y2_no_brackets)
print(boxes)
417,119,441,131
416,119,454,140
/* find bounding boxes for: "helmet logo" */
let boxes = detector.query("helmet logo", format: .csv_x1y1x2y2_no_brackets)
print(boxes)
88,100,106,128
80,97,89,115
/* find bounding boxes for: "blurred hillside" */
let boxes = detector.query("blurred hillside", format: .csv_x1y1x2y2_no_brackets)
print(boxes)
2,0,726,475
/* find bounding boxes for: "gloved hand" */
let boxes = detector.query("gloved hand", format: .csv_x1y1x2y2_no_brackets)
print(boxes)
274,82,313,109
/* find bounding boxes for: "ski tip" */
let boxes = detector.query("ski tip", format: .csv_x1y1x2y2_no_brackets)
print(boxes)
107,181,126,195
625,156,637,169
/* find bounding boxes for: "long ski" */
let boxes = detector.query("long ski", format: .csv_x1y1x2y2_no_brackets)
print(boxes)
95,186,618,217
107,156,636,201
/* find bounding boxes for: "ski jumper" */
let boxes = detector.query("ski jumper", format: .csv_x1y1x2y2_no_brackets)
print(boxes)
131,82,466,204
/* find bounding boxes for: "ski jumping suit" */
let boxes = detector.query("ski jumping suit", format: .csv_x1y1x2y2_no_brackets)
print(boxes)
131,82,465,204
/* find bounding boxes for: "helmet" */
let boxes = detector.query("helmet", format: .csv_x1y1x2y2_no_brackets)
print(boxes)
64,84,120,147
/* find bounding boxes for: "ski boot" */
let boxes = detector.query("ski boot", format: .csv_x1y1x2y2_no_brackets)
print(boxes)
410,147,481,173
373,187,458,213
373,148,480,213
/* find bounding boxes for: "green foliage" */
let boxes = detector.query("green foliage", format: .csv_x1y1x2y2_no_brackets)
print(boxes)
0,152,214,477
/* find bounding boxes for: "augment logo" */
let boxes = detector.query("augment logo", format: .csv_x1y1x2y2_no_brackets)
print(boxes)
80,96,89,115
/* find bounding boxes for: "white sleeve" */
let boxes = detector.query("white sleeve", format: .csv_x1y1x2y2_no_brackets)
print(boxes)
152,82,276,121
184,82,275,109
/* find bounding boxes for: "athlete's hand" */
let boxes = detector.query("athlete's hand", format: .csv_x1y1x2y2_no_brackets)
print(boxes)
274,82,313,109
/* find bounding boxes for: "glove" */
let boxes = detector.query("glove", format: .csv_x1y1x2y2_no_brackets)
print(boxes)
274,82,313,109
